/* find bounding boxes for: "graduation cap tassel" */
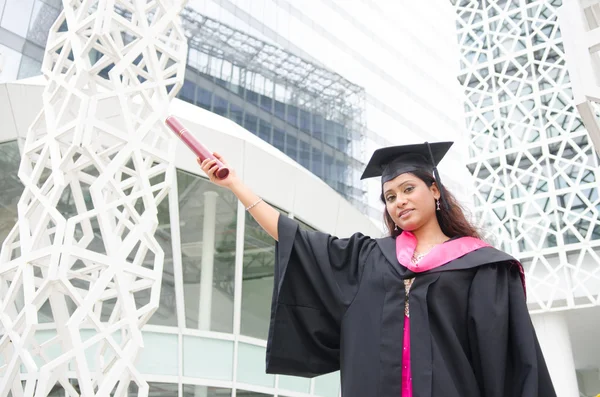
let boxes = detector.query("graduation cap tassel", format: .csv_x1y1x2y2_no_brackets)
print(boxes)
426,142,450,211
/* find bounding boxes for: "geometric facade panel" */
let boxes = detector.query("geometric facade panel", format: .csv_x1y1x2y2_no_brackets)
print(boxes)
0,1,188,396
452,0,600,312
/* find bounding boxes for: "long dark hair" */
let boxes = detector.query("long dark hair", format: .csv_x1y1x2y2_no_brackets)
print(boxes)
381,170,482,239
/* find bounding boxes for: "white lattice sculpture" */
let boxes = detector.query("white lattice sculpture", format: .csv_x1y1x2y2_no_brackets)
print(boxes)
452,0,600,312
558,0,600,156
0,1,188,396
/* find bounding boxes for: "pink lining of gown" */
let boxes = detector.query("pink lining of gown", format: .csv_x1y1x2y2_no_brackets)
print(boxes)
397,231,491,397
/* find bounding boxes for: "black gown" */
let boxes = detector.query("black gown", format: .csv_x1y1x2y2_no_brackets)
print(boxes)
266,216,557,397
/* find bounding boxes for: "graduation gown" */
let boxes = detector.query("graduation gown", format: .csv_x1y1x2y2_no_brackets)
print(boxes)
266,216,557,397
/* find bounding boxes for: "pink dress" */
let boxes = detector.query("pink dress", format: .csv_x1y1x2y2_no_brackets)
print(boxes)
396,231,491,397
401,315,413,397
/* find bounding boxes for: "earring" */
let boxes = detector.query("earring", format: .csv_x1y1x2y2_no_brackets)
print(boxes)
436,199,441,211
394,225,399,232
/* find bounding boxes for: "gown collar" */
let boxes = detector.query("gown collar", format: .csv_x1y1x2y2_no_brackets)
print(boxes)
396,231,490,272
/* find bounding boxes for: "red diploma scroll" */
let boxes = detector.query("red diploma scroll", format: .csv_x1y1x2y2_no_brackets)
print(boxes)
165,116,230,179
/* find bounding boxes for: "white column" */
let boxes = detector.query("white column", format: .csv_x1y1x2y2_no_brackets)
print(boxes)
531,312,580,397
198,191,218,331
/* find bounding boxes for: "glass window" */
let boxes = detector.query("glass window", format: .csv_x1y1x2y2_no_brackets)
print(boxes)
272,128,285,152
312,114,324,141
285,134,297,161
259,95,272,113
229,104,244,126
148,382,178,397
286,105,298,127
183,385,232,397
241,208,281,340
197,87,212,111
246,90,259,105
0,141,24,244
299,141,310,169
311,146,323,178
213,95,229,117
244,113,258,134
274,100,285,120
178,171,237,333
147,189,177,327
1,0,35,37
299,109,311,133
258,119,271,142
179,80,196,104
27,0,60,47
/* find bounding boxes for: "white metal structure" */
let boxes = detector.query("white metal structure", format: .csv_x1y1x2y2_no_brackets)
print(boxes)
453,1,600,395
1,78,381,397
0,1,188,396
558,0,600,155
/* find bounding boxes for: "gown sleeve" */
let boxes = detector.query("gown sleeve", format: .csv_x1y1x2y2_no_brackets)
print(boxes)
265,215,373,378
468,263,557,397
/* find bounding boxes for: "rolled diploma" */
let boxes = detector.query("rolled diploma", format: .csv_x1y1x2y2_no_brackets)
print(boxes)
165,116,230,179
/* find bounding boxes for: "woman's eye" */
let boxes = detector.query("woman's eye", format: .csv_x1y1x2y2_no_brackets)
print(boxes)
404,186,414,193
386,195,395,203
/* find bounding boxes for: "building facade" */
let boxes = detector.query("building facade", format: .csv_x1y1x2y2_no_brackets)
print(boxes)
0,0,473,221
452,1,600,395
0,80,381,396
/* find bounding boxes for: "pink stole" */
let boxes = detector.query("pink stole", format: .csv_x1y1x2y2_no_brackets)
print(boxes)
396,231,490,397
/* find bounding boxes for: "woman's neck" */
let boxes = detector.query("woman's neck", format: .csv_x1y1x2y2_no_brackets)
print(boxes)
412,220,449,251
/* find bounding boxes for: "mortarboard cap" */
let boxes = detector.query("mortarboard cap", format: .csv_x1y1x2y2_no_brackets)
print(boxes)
361,141,453,209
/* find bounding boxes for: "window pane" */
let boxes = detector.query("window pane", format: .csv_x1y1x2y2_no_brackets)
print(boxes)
230,104,244,126
213,95,228,117
197,87,212,111
241,210,276,340
241,206,286,340
0,141,24,244
178,171,237,333
180,80,196,104
285,135,297,160
148,382,178,397
147,182,178,327
273,128,285,152
244,113,258,134
299,141,310,169
258,119,271,142
183,385,232,397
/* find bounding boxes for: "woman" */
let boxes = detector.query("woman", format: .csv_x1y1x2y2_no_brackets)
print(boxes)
199,141,557,397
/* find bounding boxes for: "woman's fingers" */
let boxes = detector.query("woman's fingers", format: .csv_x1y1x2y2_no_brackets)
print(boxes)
213,152,228,166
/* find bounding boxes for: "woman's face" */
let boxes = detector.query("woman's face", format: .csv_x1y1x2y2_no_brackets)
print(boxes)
382,173,440,232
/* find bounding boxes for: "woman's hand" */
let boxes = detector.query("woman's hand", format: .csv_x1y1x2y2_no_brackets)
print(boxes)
198,152,239,189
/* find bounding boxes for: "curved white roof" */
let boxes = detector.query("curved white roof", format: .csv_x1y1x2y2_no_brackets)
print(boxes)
0,77,382,238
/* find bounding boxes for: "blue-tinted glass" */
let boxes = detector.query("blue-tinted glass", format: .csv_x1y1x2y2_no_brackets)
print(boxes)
244,114,258,134
213,95,228,117
312,114,324,141
286,105,298,127
324,119,337,147
299,109,311,133
274,101,286,120
230,104,244,126
311,147,323,178
299,141,311,169
197,88,212,111
180,80,196,104
286,135,297,160
246,90,259,105
324,154,334,181
273,129,285,152
260,95,273,113
215,77,228,87
258,119,272,142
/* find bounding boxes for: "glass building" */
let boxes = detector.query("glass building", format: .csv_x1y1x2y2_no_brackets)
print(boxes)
0,87,381,396
0,0,474,220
